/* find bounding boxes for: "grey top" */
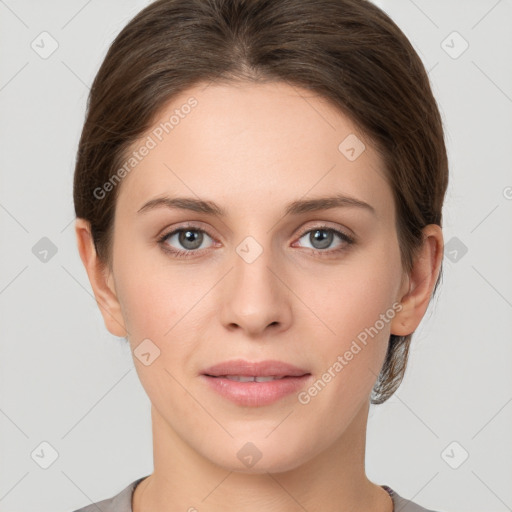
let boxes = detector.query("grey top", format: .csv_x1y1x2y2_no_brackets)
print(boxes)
71,476,441,512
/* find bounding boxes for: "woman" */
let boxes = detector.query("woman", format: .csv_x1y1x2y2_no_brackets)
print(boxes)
71,0,448,510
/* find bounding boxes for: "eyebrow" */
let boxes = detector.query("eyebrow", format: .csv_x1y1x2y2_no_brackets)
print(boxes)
137,193,376,217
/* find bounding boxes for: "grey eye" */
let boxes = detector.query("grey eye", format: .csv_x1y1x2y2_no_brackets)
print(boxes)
164,229,213,251
298,228,342,251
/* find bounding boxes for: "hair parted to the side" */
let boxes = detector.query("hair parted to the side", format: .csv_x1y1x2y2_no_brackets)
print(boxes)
73,0,449,404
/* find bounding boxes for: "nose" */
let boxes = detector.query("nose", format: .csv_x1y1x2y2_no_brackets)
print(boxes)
218,238,292,336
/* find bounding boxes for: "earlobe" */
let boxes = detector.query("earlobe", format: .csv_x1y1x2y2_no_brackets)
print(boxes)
390,224,444,337
74,218,128,337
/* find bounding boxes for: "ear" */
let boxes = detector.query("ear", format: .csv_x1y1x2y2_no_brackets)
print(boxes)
390,224,444,336
74,218,127,337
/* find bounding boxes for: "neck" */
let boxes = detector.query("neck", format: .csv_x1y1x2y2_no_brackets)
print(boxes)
133,401,392,512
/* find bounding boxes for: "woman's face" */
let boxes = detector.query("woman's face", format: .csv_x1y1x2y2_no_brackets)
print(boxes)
108,80,408,472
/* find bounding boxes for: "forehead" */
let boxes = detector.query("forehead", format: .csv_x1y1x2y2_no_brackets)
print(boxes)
116,80,393,220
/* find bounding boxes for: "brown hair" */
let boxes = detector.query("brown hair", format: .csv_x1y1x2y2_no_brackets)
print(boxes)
73,0,448,404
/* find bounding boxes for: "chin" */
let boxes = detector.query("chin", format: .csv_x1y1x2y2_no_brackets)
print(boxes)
203,433,315,475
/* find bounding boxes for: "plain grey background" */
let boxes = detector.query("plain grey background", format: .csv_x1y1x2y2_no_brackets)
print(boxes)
1,1,511,511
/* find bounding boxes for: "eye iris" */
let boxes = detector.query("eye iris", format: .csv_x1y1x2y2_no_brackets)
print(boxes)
311,229,332,249
179,230,203,250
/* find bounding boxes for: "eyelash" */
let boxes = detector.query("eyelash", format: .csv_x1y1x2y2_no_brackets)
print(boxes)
157,223,355,259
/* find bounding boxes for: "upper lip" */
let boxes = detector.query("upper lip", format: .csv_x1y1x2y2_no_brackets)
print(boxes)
202,359,310,378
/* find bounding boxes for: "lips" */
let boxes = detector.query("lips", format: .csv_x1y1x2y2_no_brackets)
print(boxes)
201,359,310,378
200,359,312,406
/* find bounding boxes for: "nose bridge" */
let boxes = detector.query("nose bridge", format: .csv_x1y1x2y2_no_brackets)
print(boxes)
220,231,291,333
233,232,279,300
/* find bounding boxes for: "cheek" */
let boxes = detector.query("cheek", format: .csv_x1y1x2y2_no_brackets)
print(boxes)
295,246,401,406
117,274,175,340
294,257,399,434
114,243,202,340
108,231,202,412
305,252,400,343
113,258,200,403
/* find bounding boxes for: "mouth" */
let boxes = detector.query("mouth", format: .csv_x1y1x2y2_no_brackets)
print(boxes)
205,375,297,382
201,358,310,378
200,359,312,407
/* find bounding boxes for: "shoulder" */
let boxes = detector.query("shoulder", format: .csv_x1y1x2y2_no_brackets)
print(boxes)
70,477,148,512
384,485,441,512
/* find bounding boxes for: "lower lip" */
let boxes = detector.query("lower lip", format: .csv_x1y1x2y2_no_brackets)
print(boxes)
200,374,312,407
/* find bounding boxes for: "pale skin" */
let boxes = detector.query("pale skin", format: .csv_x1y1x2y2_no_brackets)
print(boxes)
76,80,443,512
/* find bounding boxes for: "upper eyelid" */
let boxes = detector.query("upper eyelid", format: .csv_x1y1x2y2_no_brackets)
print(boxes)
159,221,213,238
296,224,351,238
